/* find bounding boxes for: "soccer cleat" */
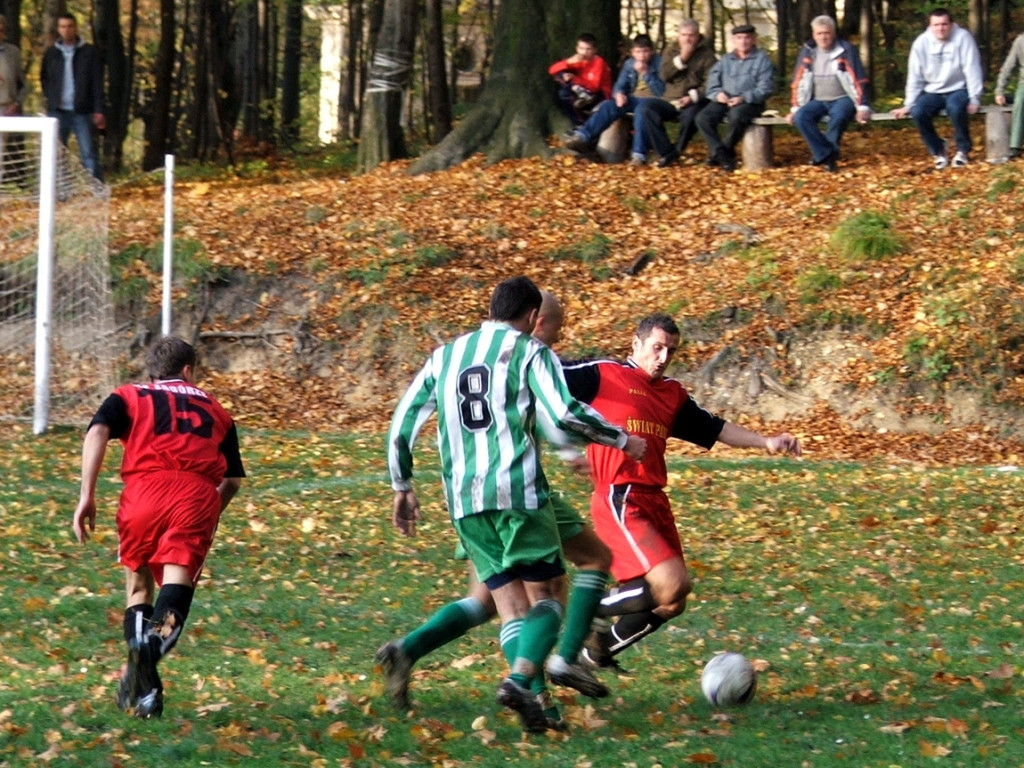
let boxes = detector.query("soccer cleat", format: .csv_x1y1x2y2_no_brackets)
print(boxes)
121,635,163,718
496,678,549,734
546,654,609,698
536,690,569,732
375,641,413,710
952,151,968,168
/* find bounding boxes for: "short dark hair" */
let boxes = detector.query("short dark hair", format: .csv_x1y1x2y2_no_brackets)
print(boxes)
631,33,654,50
489,276,542,323
636,313,680,340
929,7,953,21
58,13,77,24
577,32,597,47
146,336,197,380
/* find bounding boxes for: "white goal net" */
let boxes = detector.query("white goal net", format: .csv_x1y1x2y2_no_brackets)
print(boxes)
0,116,119,432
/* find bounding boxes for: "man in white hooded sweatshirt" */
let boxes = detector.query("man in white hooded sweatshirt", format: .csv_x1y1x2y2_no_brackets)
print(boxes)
893,8,983,170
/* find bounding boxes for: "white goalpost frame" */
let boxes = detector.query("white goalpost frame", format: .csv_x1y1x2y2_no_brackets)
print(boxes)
0,116,59,434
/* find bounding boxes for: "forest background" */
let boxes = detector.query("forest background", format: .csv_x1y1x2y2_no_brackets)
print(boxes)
1,0,1022,176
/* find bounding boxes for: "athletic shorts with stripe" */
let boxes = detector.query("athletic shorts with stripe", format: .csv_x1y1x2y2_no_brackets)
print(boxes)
590,484,683,583
116,470,223,586
453,491,585,560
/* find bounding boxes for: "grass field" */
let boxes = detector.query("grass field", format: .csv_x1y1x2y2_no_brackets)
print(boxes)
2,424,1023,767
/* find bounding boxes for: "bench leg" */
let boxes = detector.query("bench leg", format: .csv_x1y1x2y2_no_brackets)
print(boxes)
986,109,1011,162
742,125,773,171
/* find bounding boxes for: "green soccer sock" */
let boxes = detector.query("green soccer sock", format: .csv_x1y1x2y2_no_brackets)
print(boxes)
499,617,523,668
400,596,491,663
508,599,562,687
557,569,609,663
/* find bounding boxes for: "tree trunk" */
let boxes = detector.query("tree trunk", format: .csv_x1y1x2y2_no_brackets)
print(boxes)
94,0,126,173
410,0,619,174
424,0,452,143
356,0,418,171
281,0,303,145
142,0,174,170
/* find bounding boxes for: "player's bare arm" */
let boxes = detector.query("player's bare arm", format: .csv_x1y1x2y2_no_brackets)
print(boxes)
73,422,111,543
717,422,802,457
393,490,421,537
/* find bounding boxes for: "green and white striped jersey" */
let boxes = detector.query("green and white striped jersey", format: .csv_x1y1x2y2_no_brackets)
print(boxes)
388,321,627,520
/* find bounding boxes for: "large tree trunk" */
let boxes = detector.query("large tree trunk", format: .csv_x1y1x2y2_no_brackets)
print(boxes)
94,0,126,173
356,0,418,171
424,0,452,143
410,0,619,174
281,0,303,145
142,0,174,170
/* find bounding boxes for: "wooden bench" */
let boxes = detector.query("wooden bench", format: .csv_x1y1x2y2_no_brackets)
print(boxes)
742,105,1014,171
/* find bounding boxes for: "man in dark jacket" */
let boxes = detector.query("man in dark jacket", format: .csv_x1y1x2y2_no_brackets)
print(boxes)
786,15,870,172
637,20,717,168
40,13,105,181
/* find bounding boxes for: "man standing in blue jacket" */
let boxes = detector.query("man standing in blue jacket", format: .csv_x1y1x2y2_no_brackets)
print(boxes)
786,16,871,172
41,13,105,181
892,8,983,170
563,34,665,165
695,24,774,172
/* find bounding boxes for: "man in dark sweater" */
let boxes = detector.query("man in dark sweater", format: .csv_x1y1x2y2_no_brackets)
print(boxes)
40,13,105,181
637,20,718,168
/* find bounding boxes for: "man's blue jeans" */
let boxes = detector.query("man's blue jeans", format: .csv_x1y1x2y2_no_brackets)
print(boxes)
576,95,655,159
793,97,856,164
910,89,971,157
52,109,103,181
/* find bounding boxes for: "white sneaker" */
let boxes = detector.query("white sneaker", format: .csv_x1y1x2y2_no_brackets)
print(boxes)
952,151,968,167
934,154,949,170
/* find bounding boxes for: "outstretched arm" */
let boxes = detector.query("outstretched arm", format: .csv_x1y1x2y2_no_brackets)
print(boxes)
72,423,111,543
717,422,802,457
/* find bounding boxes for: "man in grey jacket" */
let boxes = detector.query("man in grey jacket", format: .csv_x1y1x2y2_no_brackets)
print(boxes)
695,24,774,172
786,16,870,172
995,30,1024,160
892,8,983,170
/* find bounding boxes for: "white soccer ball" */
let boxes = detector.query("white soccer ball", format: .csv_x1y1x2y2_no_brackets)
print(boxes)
701,652,757,707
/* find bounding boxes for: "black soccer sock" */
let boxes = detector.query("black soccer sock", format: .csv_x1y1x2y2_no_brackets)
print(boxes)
608,611,668,656
597,577,657,617
150,583,195,658
123,604,155,644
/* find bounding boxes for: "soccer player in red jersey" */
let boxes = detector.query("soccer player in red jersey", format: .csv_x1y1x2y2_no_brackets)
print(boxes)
72,336,245,718
562,313,801,668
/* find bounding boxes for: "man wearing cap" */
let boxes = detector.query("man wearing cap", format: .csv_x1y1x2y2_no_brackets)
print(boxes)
695,24,774,172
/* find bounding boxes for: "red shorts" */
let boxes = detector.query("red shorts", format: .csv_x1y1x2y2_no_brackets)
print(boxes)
116,471,222,586
590,484,683,582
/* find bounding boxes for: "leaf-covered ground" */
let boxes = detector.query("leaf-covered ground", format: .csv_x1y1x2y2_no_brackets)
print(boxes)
26,124,1024,462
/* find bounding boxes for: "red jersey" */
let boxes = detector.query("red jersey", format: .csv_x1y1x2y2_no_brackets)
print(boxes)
92,379,245,485
563,359,724,489
548,55,614,101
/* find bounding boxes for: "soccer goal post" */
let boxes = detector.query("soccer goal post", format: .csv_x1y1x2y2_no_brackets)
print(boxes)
0,116,118,433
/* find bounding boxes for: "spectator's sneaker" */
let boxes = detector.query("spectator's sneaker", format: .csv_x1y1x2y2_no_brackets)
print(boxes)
705,153,721,167
952,151,968,167
656,150,680,169
933,154,950,170
546,654,609,698
823,151,838,173
496,678,549,734
375,641,413,710
629,154,646,167
127,635,163,718
563,132,591,152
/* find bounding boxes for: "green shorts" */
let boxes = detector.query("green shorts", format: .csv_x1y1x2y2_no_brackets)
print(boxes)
454,503,564,587
453,492,584,560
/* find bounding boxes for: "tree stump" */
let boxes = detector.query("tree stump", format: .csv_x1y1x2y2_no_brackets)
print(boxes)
596,118,630,163
985,108,1011,162
741,124,773,171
